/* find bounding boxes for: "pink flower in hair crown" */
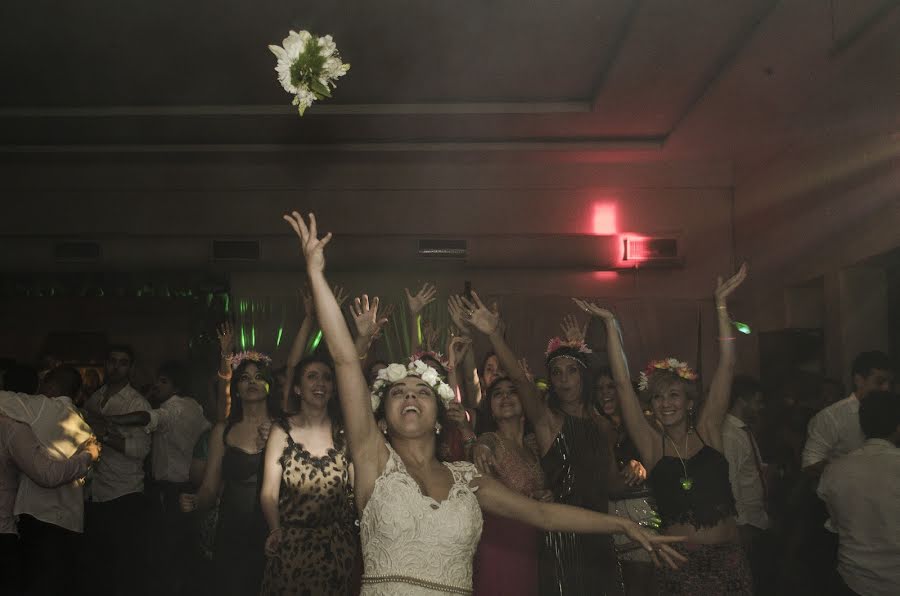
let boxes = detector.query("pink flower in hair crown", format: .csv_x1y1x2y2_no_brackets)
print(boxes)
638,358,698,391
409,350,449,370
229,350,273,370
544,337,592,358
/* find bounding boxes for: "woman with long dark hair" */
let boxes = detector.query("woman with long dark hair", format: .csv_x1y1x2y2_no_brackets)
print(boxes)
259,354,358,595
180,353,281,596
575,264,754,595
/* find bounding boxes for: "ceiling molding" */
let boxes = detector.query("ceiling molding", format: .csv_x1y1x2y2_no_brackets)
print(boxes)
0,138,666,154
0,102,592,118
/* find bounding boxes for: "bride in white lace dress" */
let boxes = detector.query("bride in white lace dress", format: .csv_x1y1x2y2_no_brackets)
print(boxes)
285,212,686,595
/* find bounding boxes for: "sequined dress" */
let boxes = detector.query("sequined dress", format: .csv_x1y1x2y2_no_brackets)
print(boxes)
540,414,624,596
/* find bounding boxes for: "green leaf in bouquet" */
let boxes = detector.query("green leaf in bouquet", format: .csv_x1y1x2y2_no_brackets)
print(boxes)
310,79,332,97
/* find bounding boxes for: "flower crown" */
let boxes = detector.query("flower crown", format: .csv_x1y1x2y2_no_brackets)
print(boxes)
229,351,273,370
638,358,698,391
409,350,449,370
545,337,593,367
370,360,456,412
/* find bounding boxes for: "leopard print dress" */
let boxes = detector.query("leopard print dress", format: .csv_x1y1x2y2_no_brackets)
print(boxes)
260,420,358,596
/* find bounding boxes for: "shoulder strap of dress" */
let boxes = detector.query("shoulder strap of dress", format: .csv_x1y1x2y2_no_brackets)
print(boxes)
444,460,482,489
277,418,295,446
695,429,708,447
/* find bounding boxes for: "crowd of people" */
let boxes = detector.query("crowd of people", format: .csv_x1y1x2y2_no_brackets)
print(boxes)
0,211,897,596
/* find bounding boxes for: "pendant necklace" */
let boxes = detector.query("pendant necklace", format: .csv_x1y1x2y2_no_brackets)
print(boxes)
666,430,694,491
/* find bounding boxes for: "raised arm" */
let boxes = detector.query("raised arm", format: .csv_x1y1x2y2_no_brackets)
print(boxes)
448,295,482,409
281,288,316,412
697,263,748,449
574,299,660,467
404,283,437,353
283,212,385,508
215,322,235,422
462,292,555,444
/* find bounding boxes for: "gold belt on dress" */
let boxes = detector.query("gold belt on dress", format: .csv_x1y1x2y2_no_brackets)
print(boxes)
361,574,472,594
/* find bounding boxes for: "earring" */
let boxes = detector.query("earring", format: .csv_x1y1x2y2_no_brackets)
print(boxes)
435,422,442,435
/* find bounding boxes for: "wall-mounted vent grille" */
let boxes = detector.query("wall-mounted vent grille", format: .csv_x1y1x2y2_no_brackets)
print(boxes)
212,240,260,261
417,239,467,259
623,237,678,261
54,241,101,262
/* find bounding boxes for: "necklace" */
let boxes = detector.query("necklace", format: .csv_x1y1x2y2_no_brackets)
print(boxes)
666,430,694,491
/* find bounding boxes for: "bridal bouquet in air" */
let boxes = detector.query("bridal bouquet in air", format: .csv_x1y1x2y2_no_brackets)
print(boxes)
268,30,350,116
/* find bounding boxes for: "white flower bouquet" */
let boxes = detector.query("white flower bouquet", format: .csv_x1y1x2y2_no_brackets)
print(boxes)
268,30,350,116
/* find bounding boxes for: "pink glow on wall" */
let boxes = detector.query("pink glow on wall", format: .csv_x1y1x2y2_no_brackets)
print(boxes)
592,271,619,281
591,202,618,235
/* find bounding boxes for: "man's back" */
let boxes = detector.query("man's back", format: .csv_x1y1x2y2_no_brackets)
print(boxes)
818,440,900,596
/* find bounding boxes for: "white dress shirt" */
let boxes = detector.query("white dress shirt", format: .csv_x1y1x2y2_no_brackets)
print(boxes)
722,414,769,530
818,439,900,596
801,394,865,469
0,392,94,533
146,395,210,483
84,384,151,502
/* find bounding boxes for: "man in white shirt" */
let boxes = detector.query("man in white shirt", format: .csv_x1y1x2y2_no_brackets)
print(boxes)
0,366,96,595
82,345,151,596
722,375,772,592
818,390,900,596
105,360,210,594
802,351,893,474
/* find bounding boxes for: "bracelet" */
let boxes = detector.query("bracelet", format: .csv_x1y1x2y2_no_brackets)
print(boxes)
217,371,232,381
718,336,736,341
221,351,233,359
268,527,283,536
716,305,728,311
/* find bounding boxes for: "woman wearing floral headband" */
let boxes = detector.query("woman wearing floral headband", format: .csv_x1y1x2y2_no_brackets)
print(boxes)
575,263,753,595
284,211,687,596
463,307,632,596
180,351,281,596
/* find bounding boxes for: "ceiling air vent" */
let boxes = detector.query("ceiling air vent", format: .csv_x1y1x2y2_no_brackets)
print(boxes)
212,240,260,261
417,239,467,259
622,237,679,263
54,241,101,262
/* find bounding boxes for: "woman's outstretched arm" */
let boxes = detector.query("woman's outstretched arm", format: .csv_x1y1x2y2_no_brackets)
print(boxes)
697,263,748,450
281,288,315,413
574,299,660,467
474,473,687,569
283,212,386,508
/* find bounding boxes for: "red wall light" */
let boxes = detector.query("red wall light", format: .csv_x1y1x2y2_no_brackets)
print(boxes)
591,202,618,235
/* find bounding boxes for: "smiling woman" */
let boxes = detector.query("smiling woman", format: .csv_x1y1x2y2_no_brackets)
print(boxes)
284,210,687,595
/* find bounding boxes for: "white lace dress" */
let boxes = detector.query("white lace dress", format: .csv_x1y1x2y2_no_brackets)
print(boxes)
360,444,484,595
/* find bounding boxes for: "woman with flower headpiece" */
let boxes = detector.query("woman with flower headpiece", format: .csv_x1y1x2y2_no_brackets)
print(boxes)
462,306,634,596
180,350,281,596
283,211,687,596
574,263,753,595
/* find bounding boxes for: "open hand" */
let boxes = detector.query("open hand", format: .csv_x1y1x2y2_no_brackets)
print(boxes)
621,523,688,570
572,298,616,321
447,335,472,369
560,314,588,343
351,295,389,340
333,285,350,307
460,292,500,336
283,211,332,274
405,283,437,316
447,295,471,334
